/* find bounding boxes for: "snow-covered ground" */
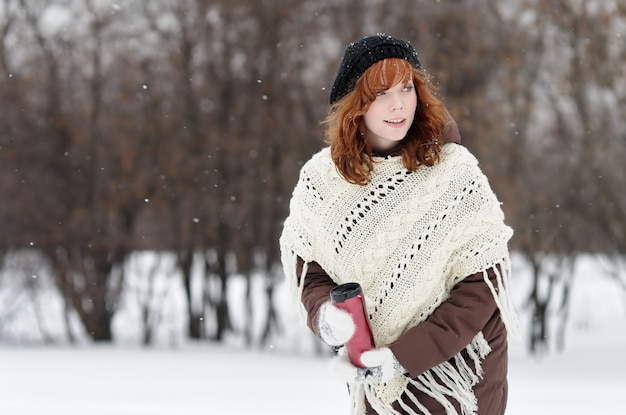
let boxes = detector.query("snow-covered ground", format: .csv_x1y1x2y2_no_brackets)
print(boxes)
0,322,624,415
1,252,625,414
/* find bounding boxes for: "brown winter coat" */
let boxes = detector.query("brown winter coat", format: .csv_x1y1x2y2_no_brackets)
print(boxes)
298,260,509,415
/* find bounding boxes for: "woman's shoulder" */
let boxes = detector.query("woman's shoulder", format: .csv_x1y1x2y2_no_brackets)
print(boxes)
310,146,332,163
440,143,479,167
438,143,499,195
301,147,334,175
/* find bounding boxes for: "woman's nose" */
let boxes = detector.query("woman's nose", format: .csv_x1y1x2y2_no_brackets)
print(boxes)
390,93,403,110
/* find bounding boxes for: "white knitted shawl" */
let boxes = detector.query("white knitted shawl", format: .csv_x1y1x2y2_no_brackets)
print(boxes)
280,144,518,415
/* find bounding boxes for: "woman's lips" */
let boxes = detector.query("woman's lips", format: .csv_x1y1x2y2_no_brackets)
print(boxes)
385,118,406,128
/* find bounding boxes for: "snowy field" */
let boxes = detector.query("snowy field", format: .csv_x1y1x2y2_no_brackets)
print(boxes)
1,253,625,414
0,326,625,415
1,314,625,415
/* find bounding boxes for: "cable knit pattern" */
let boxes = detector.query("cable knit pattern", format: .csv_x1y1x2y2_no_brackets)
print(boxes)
280,144,518,415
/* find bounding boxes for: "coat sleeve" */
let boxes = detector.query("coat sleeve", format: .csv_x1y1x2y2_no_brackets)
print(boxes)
389,267,501,377
296,257,338,337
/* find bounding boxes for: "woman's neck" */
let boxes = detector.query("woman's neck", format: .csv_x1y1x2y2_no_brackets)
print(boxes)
371,145,401,157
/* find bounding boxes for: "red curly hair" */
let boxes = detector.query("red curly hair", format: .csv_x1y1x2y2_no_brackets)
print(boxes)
323,58,448,185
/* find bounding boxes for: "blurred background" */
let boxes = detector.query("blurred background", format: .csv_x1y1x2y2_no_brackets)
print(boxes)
0,0,624,358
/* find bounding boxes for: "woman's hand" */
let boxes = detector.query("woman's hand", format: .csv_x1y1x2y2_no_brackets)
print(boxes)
329,347,406,384
318,301,356,346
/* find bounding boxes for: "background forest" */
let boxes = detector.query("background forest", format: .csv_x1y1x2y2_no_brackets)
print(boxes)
0,0,624,355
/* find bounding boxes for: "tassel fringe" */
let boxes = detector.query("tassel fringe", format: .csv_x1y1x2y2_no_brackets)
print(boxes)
350,261,517,415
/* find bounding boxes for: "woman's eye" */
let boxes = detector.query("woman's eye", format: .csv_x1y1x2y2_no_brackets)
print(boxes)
376,90,386,96
403,85,414,92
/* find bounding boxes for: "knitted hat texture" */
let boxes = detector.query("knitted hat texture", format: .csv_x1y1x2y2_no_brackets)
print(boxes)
329,34,422,104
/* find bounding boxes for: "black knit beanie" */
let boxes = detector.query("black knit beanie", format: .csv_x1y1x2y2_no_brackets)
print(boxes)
329,34,422,105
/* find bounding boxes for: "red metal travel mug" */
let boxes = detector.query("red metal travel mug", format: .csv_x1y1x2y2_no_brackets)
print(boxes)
330,282,375,368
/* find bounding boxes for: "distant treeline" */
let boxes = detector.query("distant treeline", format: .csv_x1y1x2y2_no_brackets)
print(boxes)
0,0,624,352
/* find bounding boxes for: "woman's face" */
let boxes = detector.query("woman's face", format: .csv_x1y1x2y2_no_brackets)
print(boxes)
363,79,417,152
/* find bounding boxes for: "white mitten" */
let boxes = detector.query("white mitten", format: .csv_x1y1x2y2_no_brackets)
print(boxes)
329,347,406,384
318,301,356,346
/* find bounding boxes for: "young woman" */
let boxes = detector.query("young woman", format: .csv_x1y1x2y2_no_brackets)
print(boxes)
280,34,518,415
